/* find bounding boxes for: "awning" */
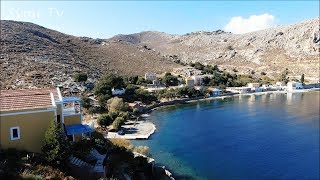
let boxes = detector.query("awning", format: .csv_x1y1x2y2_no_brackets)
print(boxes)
65,124,94,135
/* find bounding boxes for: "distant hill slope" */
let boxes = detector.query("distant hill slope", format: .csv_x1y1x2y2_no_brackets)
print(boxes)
1,18,319,89
0,20,179,89
110,18,320,82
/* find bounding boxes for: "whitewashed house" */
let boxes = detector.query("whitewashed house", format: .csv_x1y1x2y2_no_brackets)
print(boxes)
145,73,157,81
192,76,202,86
247,83,262,92
111,88,126,95
287,82,303,92
226,87,251,94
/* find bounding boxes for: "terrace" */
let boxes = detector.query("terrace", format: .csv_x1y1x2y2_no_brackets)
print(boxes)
62,97,82,116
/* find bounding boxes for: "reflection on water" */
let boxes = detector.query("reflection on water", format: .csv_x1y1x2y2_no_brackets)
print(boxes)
133,92,320,179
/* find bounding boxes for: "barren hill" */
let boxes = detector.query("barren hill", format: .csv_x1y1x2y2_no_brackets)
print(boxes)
1,18,319,89
110,18,320,82
0,20,179,89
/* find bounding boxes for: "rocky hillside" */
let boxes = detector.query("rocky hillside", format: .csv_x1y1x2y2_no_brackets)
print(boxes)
110,18,320,82
1,18,319,90
0,20,179,89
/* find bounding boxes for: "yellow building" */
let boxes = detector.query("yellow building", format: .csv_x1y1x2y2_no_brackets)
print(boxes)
185,77,195,86
0,88,93,153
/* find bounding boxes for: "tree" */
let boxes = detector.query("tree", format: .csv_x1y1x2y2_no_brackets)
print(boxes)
213,65,219,71
81,96,92,109
300,74,305,84
41,119,70,166
162,73,179,86
98,94,111,108
194,62,205,70
118,111,130,120
94,74,125,96
74,72,88,82
133,108,139,116
107,97,129,112
279,68,289,84
135,88,157,103
113,117,125,131
109,111,119,120
202,76,211,85
125,76,139,85
97,114,113,127
136,77,146,85
125,84,138,95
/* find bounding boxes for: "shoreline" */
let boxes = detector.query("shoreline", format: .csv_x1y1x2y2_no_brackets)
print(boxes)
105,88,319,140
106,120,156,140
149,88,320,111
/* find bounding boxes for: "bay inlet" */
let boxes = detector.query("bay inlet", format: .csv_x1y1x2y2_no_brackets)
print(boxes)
133,91,320,179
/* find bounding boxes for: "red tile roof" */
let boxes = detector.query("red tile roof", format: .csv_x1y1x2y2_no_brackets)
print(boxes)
0,88,60,112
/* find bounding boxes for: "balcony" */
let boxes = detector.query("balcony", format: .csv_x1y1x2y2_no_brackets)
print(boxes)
62,97,81,116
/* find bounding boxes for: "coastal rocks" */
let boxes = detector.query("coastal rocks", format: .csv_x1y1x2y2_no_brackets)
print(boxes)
153,166,175,180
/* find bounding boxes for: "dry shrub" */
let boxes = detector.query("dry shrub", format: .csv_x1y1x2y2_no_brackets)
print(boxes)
110,139,151,156
133,146,150,157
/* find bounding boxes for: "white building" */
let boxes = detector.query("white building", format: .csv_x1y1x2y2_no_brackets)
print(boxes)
112,88,126,95
247,83,262,92
192,76,202,86
145,73,157,81
247,83,260,88
287,82,303,92
226,87,251,94
275,81,285,87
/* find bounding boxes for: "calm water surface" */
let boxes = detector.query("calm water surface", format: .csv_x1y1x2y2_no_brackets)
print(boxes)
133,92,320,179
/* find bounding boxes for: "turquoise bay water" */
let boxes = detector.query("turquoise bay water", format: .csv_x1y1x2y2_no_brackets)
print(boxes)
133,92,320,179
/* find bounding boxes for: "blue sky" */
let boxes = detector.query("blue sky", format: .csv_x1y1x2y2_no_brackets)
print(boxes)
1,1,319,38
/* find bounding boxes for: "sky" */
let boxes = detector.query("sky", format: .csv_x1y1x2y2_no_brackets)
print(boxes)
1,1,319,38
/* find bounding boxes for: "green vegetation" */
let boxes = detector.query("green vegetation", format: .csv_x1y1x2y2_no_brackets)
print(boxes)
41,119,70,167
94,74,125,97
300,74,305,84
118,111,130,120
278,68,289,84
73,72,88,82
162,72,179,86
81,96,92,109
97,114,113,128
113,117,125,131
0,148,71,179
107,97,129,112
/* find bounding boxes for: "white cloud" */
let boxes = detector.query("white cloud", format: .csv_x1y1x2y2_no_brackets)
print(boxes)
224,13,275,34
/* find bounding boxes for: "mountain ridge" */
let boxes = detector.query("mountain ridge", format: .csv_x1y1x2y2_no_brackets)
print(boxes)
109,17,320,82
1,18,319,89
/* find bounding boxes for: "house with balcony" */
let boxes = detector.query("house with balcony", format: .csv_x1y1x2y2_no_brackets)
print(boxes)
0,87,93,153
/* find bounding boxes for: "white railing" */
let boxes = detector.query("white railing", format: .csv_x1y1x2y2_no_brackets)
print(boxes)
63,108,80,116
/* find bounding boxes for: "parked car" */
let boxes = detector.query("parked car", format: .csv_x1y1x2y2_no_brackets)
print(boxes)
117,129,125,135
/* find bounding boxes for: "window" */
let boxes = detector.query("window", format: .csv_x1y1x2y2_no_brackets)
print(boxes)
57,115,61,124
10,127,20,140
